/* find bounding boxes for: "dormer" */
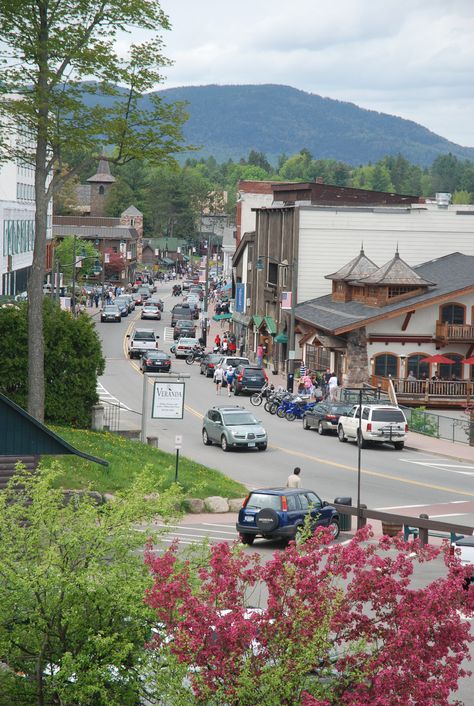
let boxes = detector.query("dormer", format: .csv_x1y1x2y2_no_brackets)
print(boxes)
325,246,379,302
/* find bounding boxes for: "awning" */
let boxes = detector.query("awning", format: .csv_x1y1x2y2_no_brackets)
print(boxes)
160,257,174,265
258,316,277,335
252,315,263,328
274,331,288,344
182,255,190,261
213,313,232,321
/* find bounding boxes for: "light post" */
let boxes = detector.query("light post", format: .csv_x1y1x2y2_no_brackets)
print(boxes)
71,234,77,316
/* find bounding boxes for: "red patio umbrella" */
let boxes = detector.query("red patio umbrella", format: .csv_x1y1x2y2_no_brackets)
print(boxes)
462,357,474,365
419,354,456,364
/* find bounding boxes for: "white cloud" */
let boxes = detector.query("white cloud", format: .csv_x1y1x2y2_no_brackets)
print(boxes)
148,0,474,146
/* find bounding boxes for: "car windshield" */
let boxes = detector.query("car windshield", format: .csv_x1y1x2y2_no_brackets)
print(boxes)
246,494,281,510
242,369,264,378
134,331,155,341
177,320,193,326
223,412,258,426
104,306,119,311
371,409,406,422
179,338,198,344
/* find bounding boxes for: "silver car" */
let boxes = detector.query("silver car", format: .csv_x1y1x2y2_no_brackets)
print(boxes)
202,405,267,452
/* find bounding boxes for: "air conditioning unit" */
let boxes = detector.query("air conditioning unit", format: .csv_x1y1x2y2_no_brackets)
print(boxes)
247,262,252,271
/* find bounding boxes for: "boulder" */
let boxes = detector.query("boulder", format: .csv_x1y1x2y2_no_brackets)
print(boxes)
184,498,205,514
228,498,246,513
204,496,229,513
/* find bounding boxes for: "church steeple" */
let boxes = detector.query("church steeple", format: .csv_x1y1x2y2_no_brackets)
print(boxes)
86,152,116,217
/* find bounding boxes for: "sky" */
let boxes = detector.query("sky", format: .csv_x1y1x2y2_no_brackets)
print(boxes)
149,0,474,147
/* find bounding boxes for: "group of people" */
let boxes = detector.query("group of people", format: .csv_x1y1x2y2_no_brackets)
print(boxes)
214,332,239,355
213,363,236,397
297,368,339,402
406,370,460,382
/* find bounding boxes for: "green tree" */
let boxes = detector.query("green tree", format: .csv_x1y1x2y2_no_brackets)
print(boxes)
247,150,272,172
0,464,183,706
452,190,472,204
54,237,100,282
0,0,187,422
0,299,105,426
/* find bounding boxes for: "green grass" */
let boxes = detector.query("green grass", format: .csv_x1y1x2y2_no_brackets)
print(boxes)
40,427,248,499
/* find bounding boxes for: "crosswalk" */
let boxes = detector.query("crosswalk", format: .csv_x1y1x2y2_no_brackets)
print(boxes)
153,520,238,545
163,326,175,343
96,382,132,411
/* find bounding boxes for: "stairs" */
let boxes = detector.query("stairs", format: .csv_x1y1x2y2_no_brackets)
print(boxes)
0,455,38,490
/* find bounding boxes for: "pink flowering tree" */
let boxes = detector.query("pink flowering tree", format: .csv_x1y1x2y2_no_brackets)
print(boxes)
144,527,473,706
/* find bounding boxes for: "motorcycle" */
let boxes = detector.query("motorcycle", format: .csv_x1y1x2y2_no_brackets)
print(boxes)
250,382,275,407
172,284,182,296
185,346,206,365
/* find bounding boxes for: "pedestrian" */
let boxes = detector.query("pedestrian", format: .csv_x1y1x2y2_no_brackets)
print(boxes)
239,333,245,356
228,337,237,354
94,292,99,308
213,364,224,395
328,372,339,401
225,365,235,396
286,467,301,488
221,337,228,353
215,333,221,350
256,344,264,366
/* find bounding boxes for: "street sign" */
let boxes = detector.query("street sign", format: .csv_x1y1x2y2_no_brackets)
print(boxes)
175,434,183,449
152,381,185,419
289,350,296,360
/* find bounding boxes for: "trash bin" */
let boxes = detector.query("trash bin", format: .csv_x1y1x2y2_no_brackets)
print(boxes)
334,496,352,531
286,372,294,392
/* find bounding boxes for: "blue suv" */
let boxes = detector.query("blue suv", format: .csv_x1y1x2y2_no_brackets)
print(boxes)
236,488,340,545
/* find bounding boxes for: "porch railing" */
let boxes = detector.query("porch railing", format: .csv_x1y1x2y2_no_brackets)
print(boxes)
435,321,474,341
370,375,474,400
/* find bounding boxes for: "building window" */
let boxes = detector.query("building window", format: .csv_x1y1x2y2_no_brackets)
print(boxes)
367,286,378,297
439,354,463,380
305,344,330,371
99,185,105,195
406,354,430,379
267,262,278,286
374,353,398,377
441,303,465,325
388,286,413,298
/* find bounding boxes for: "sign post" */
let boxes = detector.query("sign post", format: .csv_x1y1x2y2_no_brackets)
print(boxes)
140,373,190,445
174,434,182,482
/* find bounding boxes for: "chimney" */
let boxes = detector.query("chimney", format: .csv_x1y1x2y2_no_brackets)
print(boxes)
315,176,324,184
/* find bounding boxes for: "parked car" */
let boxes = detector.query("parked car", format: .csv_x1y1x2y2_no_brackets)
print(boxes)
337,404,408,449
140,350,172,373
171,337,200,358
116,294,135,312
114,298,129,317
200,353,223,377
233,364,268,396
303,402,353,435
137,286,151,302
202,405,267,452
173,319,196,340
141,303,161,320
149,295,164,311
236,488,340,545
100,304,121,323
127,328,159,359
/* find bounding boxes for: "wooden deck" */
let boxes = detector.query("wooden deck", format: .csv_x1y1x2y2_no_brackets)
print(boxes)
370,375,474,408
435,321,474,343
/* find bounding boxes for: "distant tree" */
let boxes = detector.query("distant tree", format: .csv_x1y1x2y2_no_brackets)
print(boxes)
0,299,104,427
452,190,472,204
104,249,126,279
145,528,473,706
54,237,99,282
371,163,395,192
430,154,463,194
53,170,81,215
0,464,183,706
0,0,187,422
247,150,272,173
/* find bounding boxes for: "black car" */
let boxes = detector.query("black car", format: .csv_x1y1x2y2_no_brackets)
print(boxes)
303,402,353,435
236,488,340,545
140,350,172,373
233,365,268,395
200,353,223,377
100,304,121,322
173,319,197,340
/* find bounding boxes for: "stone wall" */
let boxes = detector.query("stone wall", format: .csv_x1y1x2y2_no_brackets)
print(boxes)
345,327,369,385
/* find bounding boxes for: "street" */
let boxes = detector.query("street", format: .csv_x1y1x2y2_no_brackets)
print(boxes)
96,281,474,526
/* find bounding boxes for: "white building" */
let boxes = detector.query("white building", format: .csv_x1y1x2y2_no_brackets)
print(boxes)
0,118,52,296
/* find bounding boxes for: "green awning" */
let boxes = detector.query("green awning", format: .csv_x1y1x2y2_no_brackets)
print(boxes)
274,331,288,344
212,313,232,321
259,316,277,335
252,315,263,328
160,257,174,265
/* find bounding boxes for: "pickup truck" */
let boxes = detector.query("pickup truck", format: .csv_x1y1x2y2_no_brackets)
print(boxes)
127,328,159,359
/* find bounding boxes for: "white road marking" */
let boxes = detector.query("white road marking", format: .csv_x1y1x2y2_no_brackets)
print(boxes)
202,523,238,530
429,513,468,519
163,327,175,342
96,382,132,411
376,503,431,510
400,459,474,476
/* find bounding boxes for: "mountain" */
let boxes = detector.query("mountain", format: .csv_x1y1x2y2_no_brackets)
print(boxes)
146,84,474,167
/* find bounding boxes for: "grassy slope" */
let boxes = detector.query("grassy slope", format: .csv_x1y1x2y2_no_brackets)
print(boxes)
41,427,247,499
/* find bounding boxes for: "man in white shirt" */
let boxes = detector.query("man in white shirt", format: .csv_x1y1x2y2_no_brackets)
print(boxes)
286,467,301,488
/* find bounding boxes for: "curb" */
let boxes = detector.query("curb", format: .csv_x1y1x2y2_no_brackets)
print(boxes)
404,443,474,464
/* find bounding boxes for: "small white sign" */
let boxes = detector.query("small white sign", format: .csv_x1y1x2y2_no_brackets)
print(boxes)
152,381,185,419
175,434,183,449
289,350,296,360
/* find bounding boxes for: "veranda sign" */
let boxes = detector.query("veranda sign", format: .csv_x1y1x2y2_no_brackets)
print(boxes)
152,382,185,419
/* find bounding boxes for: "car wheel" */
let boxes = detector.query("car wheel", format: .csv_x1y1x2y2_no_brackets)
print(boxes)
202,429,212,446
221,435,229,452
317,421,325,436
357,431,367,449
256,508,279,532
303,416,311,430
328,519,340,540
258,443,267,451
393,441,405,450
239,533,255,545
338,425,347,443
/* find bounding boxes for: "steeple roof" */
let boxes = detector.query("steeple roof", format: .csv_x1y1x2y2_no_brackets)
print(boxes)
355,248,435,286
87,155,116,184
325,246,379,281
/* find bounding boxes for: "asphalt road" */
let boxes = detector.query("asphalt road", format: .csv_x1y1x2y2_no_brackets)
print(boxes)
97,282,474,528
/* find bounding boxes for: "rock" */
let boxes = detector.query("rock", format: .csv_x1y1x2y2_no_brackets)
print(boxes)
62,490,105,507
184,498,205,514
204,496,229,513
228,498,245,513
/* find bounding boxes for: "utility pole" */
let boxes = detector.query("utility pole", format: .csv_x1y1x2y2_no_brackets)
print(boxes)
71,234,77,316
287,258,298,389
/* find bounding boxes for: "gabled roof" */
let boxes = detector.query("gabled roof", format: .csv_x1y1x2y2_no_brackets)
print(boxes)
121,205,142,216
295,252,474,336
326,246,379,282
0,393,107,465
355,248,435,287
87,156,116,184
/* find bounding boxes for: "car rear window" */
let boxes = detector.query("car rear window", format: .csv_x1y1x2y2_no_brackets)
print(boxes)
246,494,281,511
134,331,155,341
243,369,265,378
371,409,406,422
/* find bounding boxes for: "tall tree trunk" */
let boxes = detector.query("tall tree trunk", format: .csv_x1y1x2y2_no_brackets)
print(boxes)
27,1,49,422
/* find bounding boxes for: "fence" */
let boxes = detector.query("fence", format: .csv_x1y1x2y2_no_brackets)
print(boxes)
403,406,474,445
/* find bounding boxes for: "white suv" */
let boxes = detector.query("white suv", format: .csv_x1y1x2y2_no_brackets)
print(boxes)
337,404,408,450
